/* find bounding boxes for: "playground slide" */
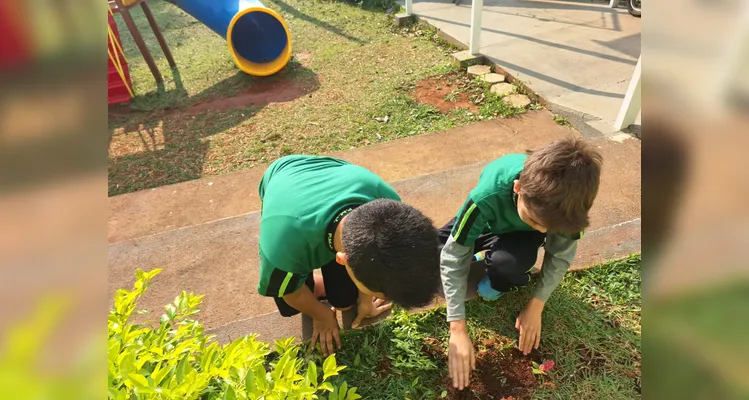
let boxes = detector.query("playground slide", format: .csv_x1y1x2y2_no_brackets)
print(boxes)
170,0,292,76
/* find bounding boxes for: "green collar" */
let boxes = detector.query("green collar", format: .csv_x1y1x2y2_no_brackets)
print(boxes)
325,205,359,253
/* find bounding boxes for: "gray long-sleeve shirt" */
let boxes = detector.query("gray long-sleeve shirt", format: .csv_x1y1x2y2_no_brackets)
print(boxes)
440,232,578,322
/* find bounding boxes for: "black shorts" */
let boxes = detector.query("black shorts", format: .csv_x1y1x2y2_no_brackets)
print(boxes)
274,260,359,317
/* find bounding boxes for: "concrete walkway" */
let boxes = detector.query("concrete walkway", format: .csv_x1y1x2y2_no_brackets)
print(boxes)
409,0,641,134
108,109,640,344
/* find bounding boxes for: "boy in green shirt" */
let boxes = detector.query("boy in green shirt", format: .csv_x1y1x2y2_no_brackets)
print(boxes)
257,155,440,356
439,138,602,390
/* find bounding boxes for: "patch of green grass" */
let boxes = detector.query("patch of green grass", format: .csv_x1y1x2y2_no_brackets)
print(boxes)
478,92,528,120
443,90,460,102
394,20,462,54
332,255,642,399
554,114,571,126
430,62,460,76
571,255,641,308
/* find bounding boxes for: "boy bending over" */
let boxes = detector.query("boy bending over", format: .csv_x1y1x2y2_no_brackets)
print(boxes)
439,138,602,389
257,155,440,356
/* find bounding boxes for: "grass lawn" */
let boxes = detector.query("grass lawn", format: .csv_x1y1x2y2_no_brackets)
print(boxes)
323,254,642,399
108,0,535,196
107,253,641,399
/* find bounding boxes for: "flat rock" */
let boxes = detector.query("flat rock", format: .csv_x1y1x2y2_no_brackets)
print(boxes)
502,94,531,108
394,13,415,26
467,65,491,77
452,50,484,69
482,73,506,84
490,83,514,96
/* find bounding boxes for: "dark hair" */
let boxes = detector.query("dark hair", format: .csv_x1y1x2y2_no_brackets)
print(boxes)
520,137,603,233
342,199,440,308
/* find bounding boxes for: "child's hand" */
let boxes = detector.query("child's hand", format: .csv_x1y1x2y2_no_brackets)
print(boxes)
516,297,545,355
311,307,341,356
352,296,391,329
448,320,476,390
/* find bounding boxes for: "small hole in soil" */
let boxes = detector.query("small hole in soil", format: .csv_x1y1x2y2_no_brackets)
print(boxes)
424,335,552,400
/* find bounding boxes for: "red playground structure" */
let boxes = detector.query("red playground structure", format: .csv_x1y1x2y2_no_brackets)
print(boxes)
108,11,133,105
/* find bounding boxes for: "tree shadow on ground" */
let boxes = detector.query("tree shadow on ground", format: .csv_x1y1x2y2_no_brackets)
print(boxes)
266,0,369,44
107,62,320,196
265,0,402,45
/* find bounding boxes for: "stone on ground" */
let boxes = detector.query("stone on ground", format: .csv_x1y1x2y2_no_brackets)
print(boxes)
490,83,514,96
482,73,505,84
467,65,491,78
502,94,531,108
394,13,415,26
452,50,485,69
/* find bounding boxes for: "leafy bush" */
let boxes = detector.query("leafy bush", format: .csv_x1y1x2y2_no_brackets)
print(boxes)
108,269,360,400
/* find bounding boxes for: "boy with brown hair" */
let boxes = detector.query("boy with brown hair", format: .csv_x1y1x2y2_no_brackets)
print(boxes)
439,138,602,390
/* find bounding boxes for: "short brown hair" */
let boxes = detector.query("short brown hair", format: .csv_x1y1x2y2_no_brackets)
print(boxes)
519,137,602,233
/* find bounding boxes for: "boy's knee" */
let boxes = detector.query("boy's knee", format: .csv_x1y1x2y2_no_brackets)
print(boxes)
486,269,530,292
488,250,536,272
486,252,533,292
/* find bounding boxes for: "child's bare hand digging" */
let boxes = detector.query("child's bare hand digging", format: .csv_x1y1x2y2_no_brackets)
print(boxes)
448,320,475,390
311,307,340,356
516,297,544,355
352,293,392,329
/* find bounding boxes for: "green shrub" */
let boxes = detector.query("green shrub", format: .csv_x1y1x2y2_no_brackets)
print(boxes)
108,269,360,400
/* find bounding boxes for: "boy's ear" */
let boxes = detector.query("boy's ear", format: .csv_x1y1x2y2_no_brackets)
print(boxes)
335,252,348,266
513,179,521,194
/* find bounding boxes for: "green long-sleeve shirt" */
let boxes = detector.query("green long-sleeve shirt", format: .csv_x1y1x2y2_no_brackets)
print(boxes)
440,155,581,321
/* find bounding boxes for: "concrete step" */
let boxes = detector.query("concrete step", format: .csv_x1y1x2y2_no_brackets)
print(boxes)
109,110,618,244
108,108,640,344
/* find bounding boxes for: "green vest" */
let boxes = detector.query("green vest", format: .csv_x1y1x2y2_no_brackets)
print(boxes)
451,154,535,246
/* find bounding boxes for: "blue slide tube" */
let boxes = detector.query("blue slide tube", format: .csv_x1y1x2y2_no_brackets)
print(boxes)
172,0,292,76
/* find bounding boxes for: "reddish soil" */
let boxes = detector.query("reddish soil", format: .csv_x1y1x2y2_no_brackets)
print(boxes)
424,335,549,400
108,74,318,121
376,356,392,378
412,73,482,113
182,77,316,117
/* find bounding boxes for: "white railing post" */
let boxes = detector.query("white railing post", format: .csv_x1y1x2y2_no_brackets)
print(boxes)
405,0,413,15
609,0,618,8
713,3,748,114
614,55,642,131
469,0,483,55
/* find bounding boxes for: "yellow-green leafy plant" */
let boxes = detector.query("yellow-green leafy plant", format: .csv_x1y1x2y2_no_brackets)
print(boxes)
108,269,360,400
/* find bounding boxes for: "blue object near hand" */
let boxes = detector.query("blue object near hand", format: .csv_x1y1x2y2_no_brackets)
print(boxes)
477,275,502,301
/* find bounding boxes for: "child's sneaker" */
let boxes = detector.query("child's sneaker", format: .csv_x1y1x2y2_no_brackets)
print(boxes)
473,250,489,262
477,275,503,301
